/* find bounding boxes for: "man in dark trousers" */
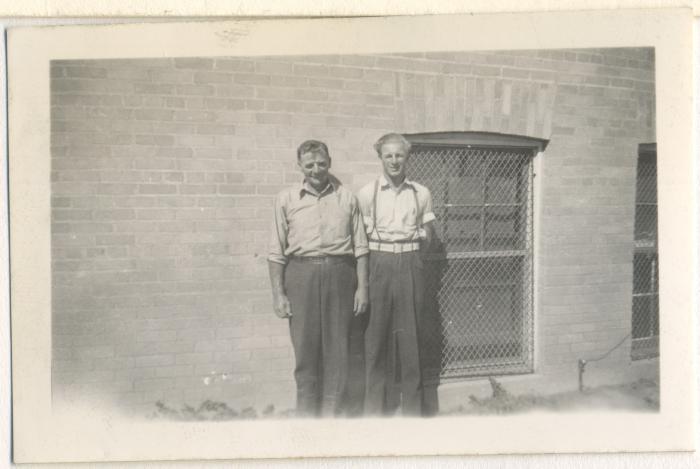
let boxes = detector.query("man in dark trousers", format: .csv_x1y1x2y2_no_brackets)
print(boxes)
357,133,436,416
268,140,369,417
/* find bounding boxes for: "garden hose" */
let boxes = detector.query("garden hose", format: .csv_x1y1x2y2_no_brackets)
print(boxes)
577,333,631,392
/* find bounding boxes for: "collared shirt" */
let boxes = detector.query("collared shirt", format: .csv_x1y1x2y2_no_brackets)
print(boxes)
268,178,369,265
357,175,436,242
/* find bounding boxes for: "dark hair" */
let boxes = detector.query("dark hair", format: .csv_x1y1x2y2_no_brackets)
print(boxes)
297,140,330,161
373,133,411,155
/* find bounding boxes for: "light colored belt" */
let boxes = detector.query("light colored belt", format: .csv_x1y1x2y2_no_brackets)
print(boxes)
368,240,420,253
289,255,353,264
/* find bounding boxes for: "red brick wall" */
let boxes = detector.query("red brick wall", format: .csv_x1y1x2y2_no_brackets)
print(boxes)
50,48,655,413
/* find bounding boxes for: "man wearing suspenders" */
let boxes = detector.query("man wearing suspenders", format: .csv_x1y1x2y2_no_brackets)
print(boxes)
357,133,437,416
268,140,369,417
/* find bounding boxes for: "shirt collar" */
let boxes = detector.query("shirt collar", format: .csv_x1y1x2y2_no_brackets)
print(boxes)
379,174,416,191
299,178,337,197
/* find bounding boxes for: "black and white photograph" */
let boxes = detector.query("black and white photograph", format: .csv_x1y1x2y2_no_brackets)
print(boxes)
7,9,695,463
48,48,659,419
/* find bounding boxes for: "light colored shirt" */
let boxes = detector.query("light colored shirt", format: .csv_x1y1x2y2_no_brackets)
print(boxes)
357,175,436,242
268,178,369,265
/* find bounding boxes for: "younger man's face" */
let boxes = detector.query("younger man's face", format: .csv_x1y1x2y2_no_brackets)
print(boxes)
379,141,409,181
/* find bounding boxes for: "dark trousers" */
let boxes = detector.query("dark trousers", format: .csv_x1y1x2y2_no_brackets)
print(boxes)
284,256,356,417
364,251,425,416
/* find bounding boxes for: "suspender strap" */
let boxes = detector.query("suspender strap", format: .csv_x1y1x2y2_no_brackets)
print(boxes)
370,178,423,244
371,179,383,242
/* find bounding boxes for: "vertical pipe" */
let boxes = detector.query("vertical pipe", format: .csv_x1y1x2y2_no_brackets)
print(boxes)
578,359,586,392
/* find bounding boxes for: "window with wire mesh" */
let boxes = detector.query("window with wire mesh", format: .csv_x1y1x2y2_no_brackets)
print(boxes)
632,146,659,360
407,144,534,379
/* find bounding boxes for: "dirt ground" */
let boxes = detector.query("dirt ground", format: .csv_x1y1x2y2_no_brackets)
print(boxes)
444,377,660,415
149,378,659,420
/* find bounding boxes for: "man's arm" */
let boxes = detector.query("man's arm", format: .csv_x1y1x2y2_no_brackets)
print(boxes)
422,220,437,253
268,193,291,318
268,261,291,318
351,193,370,315
355,183,373,235
353,254,369,315
420,188,438,253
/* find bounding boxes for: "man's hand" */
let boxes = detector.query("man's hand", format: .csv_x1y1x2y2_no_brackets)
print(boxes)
273,293,292,319
421,221,437,254
268,261,291,319
353,286,368,316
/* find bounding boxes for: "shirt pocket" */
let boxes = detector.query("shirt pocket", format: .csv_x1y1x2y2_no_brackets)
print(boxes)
401,203,419,232
362,215,374,235
324,199,352,241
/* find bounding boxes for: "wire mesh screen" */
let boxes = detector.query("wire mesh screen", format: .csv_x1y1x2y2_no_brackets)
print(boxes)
408,145,534,379
632,151,659,360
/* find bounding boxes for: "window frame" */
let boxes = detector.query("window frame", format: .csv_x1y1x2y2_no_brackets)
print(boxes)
631,142,659,360
404,131,547,379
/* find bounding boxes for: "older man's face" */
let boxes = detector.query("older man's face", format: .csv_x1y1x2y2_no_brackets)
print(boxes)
298,151,331,190
379,141,409,182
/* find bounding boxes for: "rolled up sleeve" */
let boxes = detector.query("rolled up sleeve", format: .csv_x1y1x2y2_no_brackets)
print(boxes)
268,193,289,265
421,188,436,224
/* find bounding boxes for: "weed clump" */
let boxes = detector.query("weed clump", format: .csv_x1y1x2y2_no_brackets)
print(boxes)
454,377,659,415
467,377,549,414
149,399,286,421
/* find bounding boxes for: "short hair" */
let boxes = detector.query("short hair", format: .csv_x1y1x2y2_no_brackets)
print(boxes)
297,140,330,161
374,133,412,155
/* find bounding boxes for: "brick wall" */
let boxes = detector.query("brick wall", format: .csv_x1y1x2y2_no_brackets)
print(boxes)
50,48,655,413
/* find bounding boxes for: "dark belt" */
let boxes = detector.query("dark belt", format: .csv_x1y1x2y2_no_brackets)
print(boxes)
289,255,353,264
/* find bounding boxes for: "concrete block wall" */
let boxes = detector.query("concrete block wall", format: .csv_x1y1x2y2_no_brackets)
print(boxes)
50,47,655,413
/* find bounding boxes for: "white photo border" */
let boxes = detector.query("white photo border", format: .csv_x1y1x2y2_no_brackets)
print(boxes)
8,9,696,463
